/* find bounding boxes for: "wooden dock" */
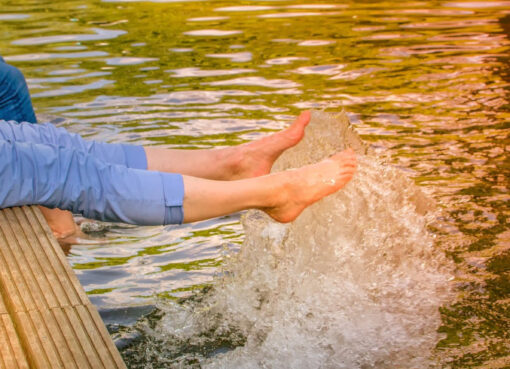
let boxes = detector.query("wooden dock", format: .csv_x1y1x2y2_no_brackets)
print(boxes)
0,206,127,369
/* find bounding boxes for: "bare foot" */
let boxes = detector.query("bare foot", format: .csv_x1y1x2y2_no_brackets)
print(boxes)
263,148,357,223
228,110,311,179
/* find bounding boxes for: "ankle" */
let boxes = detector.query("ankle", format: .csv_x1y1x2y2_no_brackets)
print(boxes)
220,145,249,180
260,173,293,217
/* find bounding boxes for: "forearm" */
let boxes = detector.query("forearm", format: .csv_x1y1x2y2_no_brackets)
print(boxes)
0,140,183,225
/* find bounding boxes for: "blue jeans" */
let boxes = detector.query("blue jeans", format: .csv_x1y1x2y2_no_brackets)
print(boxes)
0,57,37,123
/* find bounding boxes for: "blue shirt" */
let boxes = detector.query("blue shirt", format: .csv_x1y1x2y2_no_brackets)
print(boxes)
0,120,184,225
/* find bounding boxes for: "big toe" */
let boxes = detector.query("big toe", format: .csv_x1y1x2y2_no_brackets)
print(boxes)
284,110,310,142
294,110,311,128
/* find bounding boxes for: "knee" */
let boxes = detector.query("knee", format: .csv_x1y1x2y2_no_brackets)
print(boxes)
0,61,36,123
0,63,28,90
0,62,32,108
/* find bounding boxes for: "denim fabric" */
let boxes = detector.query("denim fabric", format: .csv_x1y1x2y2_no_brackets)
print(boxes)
0,57,37,123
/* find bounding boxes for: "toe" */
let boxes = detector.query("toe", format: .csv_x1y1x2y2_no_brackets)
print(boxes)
295,110,311,127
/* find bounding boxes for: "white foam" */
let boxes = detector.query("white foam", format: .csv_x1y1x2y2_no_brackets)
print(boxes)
150,111,453,368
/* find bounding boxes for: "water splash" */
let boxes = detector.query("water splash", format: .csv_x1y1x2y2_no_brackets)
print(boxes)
134,111,453,368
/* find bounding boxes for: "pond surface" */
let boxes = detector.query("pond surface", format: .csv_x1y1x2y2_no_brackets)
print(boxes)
1,0,509,367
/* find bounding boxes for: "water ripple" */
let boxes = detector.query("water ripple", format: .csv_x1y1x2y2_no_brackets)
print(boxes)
293,64,345,75
32,79,114,98
287,4,344,9
12,28,126,45
265,56,309,65
444,1,510,8
209,76,301,89
188,16,229,22
297,40,335,46
0,13,30,20
205,52,252,62
183,29,242,36
5,51,108,61
166,67,254,77
258,12,324,18
104,57,158,65
215,6,276,12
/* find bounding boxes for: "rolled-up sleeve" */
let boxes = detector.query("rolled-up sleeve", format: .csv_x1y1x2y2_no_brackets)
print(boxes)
0,119,147,169
0,139,183,225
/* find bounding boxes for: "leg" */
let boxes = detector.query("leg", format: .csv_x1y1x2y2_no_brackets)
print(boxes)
1,111,310,235
1,138,356,226
0,59,37,123
0,59,79,241
145,111,311,180
3,111,310,181
181,149,357,223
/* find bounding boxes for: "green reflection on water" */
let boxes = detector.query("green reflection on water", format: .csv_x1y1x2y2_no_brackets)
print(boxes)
156,284,211,301
158,258,221,273
73,242,179,269
88,287,117,295
74,255,132,269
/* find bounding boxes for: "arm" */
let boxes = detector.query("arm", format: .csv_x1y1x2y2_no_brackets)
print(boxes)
0,139,183,225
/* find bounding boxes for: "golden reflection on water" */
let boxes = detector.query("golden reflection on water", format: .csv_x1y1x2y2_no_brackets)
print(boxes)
0,0,509,367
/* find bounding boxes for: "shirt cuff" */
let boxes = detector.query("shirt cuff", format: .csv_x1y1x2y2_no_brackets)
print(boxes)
121,144,147,169
161,173,184,224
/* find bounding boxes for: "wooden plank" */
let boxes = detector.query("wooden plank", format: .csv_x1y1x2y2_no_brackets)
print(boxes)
0,314,30,369
14,311,51,369
0,206,127,369
86,304,128,369
0,315,16,369
26,207,89,306
28,309,64,369
0,282,29,369
76,304,117,368
0,210,36,312
0,290,7,315
22,207,86,307
41,308,79,369
3,208,51,310
64,306,104,369
52,307,92,369
14,207,70,308
6,208,59,309
0,249,23,314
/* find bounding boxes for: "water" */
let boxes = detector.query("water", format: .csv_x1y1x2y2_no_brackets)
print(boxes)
1,0,509,367
122,112,454,368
